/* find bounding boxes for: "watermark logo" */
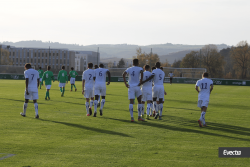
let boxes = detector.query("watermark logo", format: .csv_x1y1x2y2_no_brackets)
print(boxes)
219,147,250,158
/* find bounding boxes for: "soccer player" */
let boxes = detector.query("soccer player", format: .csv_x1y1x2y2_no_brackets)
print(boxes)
93,64,111,117
195,72,213,127
156,67,167,111
20,63,40,118
168,71,174,85
38,67,44,89
141,65,152,120
58,66,68,97
82,63,95,116
94,64,101,107
140,62,165,120
42,66,55,100
150,66,156,116
122,59,144,122
69,67,78,92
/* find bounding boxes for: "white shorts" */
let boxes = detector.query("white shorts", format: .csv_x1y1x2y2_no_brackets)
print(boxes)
197,100,209,108
94,85,106,96
24,89,39,100
45,85,51,89
128,86,142,100
84,88,94,98
70,78,75,84
152,85,164,99
39,78,42,82
59,83,66,87
141,88,152,102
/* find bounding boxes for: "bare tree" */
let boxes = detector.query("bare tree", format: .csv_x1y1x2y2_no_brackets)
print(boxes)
0,49,12,65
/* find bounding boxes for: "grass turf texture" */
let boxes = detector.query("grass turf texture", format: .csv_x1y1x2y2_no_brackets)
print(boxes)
0,80,249,166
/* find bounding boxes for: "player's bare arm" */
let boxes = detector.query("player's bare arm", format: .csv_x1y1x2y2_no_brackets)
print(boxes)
139,74,154,86
107,71,111,85
210,85,213,93
195,86,199,93
122,71,129,88
25,78,29,95
82,80,85,94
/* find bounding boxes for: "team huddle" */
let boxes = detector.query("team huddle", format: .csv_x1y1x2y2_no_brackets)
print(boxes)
20,59,213,127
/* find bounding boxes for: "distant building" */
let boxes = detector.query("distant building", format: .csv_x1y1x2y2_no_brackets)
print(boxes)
75,51,100,71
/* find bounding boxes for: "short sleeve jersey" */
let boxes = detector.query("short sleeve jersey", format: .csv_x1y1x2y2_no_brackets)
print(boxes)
69,70,78,78
125,66,143,87
24,69,39,90
58,70,68,83
82,69,95,89
94,68,109,87
168,73,174,78
152,68,165,86
42,71,54,85
38,69,44,78
196,78,213,101
142,71,152,89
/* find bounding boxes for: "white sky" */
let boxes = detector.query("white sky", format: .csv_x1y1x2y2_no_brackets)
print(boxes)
1,0,249,46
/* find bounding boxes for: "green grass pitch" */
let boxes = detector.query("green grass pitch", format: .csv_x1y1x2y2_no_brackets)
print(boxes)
0,80,249,166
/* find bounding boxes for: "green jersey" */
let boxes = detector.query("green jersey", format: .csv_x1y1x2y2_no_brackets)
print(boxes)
42,71,55,85
58,70,68,83
38,69,44,78
69,70,78,78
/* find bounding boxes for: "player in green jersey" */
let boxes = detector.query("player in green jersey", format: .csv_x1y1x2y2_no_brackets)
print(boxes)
69,67,78,92
58,66,68,97
42,66,55,100
38,67,44,89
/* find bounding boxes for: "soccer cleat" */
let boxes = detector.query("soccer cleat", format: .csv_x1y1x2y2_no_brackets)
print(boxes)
203,124,207,127
45,98,47,100
89,107,92,115
146,115,150,120
61,93,63,97
150,115,152,117
100,109,103,116
86,114,90,116
138,118,145,121
159,116,162,120
70,90,72,92
48,97,50,100
93,113,97,117
153,111,156,117
198,120,203,127
131,117,134,122
75,88,77,92
20,112,26,117
154,113,159,119
35,115,39,119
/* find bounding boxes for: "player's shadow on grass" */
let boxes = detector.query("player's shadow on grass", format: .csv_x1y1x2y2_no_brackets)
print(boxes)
167,106,194,111
0,98,46,104
106,117,250,142
37,118,132,138
168,99,249,110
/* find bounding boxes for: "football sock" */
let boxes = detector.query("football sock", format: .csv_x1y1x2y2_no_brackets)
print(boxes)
141,104,145,116
129,104,133,117
63,87,65,95
201,111,206,124
40,82,42,88
74,85,76,88
85,102,89,114
159,103,163,116
34,103,38,115
90,100,94,108
94,100,98,113
23,103,28,115
155,104,159,113
71,85,73,91
147,103,151,115
100,99,105,109
153,101,157,112
60,87,62,93
137,104,143,117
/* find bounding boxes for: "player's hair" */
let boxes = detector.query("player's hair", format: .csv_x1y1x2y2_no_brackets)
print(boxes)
160,66,163,70
203,72,209,77
71,67,74,70
88,63,93,68
39,67,42,69
62,66,65,69
94,65,98,69
133,59,139,66
155,62,161,68
144,64,150,70
47,66,51,70
25,63,32,69
152,66,156,71
99,63,104,68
